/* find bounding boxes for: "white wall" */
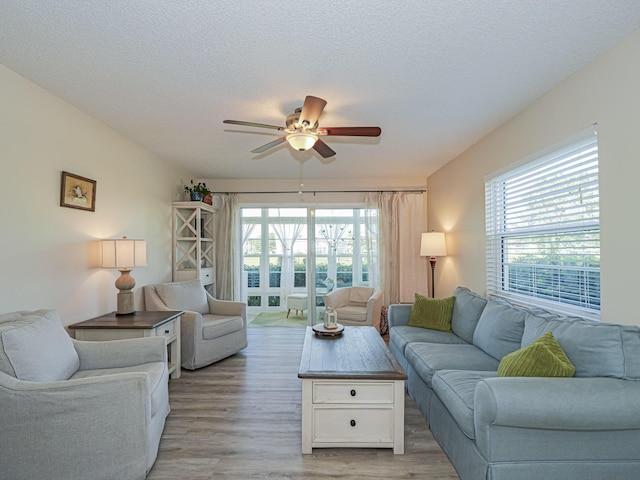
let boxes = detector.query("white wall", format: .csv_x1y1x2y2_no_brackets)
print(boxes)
0,66,189,325
427,29,640,325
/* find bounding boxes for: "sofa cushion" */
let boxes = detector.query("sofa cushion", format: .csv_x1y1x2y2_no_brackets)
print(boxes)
390,325,468,357
72,361,169,418
202,314,245,340
432,370,497,440
472,298,526,361
451,286,488,343
0,310,79,381
498,331,575,377
409,294,454,332
348,286,373,303
156,279,208,315
405,343,500,387
522,312,640,379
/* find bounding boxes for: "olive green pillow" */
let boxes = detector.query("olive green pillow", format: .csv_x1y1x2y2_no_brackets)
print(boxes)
498,331,576,377
408,293,455,332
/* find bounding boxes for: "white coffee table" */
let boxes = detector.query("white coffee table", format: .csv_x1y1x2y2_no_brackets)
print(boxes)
298,326,407,454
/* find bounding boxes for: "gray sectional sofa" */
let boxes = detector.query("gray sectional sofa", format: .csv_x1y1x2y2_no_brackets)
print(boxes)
389,286,640,480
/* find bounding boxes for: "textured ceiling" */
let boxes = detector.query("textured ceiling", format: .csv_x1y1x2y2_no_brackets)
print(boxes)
2,1,640,180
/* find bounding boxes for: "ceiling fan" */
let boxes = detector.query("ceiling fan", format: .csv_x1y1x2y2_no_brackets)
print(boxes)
223,95,381,158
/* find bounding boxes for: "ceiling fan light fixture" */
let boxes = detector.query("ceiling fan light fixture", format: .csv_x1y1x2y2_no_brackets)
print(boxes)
286,132,317,151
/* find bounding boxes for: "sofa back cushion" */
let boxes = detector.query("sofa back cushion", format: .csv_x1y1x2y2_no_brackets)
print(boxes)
451,286,488,343
348,286,373,304
0,310,79,381
522,313,640,379
155,279,209,314
472,298,526,360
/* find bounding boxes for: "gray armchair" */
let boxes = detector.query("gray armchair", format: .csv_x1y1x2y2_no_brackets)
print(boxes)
144,279,247,370
322,286,384,331
0,309,169,480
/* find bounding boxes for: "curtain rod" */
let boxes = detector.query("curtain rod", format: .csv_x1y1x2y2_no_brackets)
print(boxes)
212,189,427,195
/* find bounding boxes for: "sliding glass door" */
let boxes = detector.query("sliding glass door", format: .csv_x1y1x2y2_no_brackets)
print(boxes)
241,207,378,325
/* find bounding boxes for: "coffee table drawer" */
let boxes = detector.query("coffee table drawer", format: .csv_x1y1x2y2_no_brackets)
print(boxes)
313,407,393,443
313,382,394,404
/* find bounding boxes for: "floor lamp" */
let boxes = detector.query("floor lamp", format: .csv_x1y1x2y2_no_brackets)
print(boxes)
420,232,447,298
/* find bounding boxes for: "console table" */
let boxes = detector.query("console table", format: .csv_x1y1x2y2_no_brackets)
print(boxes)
69,310,183,379
298,326,407,454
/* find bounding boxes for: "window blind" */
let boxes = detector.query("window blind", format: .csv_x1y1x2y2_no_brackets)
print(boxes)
485,127,600,318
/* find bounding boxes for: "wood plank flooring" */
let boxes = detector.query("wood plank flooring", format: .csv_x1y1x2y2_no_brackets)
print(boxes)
148,327,458,480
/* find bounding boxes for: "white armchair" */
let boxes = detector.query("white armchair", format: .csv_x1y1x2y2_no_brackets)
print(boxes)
0,309,169,480
322,286,384,331
144,279,247,370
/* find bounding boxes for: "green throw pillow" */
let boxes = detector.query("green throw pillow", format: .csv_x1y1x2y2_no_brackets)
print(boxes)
498,331,575,377
408,294,454,332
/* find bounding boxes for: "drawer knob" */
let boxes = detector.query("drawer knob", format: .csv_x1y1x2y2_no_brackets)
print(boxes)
350,419,356,427
350,389,356,397
164,329,170,334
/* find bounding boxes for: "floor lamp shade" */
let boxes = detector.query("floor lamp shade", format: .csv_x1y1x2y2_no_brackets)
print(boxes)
420,232,447,298
101,237,147,315
420,232,447,258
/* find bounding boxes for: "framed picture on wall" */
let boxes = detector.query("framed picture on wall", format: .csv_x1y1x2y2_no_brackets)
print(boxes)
60,171,97,211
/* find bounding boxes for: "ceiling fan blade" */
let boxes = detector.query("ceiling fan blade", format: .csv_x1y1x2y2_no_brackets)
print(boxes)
299,96,327,128
251,136,287,154
223,119,285,131
317,126,381,137
313,139,337,158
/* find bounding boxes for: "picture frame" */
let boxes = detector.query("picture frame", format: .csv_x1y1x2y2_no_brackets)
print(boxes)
60,171,96,211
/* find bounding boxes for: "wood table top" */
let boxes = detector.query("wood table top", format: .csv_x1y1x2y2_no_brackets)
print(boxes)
68,310,184,330
298,326,407,380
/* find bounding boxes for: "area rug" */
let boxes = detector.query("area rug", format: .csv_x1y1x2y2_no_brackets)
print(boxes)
248,311,309,328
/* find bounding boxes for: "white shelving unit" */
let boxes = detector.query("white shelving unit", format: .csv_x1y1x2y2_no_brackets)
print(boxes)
172,201,217,295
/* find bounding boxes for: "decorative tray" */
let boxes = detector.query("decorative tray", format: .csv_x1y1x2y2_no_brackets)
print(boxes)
312,323,345,337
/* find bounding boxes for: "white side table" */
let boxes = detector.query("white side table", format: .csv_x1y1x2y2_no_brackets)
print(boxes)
69,310,183,379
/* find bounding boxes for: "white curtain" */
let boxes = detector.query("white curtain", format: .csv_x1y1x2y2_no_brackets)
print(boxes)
271,215,304,309
318,223,350,287
363,197,381,290
213,193,239,300
370,192,426,305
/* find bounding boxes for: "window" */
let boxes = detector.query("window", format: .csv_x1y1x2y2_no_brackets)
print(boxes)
485,126,600,319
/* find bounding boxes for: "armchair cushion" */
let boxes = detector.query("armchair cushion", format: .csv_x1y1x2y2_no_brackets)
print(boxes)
0,310,79,381
349,286,374,303
202,314,245,340
156,279,208,314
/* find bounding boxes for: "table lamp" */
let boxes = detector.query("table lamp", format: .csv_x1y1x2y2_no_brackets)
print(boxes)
420,232,447,298
101,236,147,315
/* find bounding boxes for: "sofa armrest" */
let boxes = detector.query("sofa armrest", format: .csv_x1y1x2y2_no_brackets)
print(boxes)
72,336,167,370
0,370,150,479
388,303,412,327
475,376,640,431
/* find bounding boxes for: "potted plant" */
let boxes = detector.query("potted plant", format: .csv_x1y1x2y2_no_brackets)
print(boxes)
184,180,210,202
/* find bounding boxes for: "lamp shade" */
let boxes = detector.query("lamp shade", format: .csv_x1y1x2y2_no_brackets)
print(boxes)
101,237,147,269
420,232,447,257
286,132,317,151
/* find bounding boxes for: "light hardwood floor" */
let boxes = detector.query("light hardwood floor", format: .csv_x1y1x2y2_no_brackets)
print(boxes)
148,327,459,480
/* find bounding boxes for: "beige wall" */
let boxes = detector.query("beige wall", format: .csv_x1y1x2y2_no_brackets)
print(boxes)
427,29,640,325
0,66,189,325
